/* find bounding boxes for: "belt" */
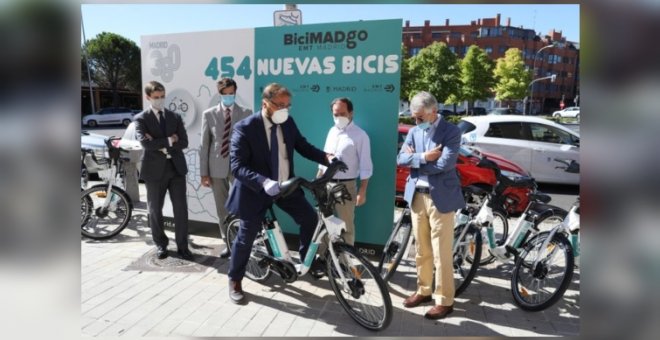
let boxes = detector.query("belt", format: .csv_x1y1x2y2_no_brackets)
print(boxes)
415,187,430,194
330,178,356,183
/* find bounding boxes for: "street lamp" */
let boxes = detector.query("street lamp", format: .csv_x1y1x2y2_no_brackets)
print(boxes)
526,75,557,114
527,42,556,115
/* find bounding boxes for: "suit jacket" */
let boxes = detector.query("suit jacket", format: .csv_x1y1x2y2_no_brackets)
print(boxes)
199,103,252,178
225,111,328,217
397,118,465,213
134,108,189,181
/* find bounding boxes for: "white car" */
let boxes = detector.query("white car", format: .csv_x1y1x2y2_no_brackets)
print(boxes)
82,107,137,127
552,106,580,119
458,115,580,185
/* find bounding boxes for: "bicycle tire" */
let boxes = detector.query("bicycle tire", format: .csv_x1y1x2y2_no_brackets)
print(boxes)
480,210,509,265
453,223,482,297
511,232,574,311
534,210,567,233
327,243,393,331
225,217,271,282
81,185,132,240
377,213,411,281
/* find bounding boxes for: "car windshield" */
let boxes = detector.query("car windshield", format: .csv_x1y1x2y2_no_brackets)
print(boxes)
457,120,476,134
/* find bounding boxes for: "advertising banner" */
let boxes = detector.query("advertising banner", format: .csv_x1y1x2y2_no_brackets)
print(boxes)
141,19,401,251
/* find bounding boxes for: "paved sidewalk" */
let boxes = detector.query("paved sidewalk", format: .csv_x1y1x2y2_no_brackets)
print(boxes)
81,192,580,337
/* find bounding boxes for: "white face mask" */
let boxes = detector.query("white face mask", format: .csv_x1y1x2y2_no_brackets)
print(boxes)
150,98,165,110
271,108,289,124
333,116,350,129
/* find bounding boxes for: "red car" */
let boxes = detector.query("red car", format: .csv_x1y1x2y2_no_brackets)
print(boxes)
396,124,531,215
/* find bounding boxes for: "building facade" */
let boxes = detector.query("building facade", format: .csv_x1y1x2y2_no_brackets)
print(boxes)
402,14,579,114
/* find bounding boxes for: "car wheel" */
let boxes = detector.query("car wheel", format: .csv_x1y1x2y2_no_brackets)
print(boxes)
575,114,580,121
122,119,131,127
553,113,560,118
87,120,97,128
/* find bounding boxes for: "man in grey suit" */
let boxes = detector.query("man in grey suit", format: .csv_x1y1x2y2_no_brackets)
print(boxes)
200,78,252,258
134,80,192,260
397,91,465,320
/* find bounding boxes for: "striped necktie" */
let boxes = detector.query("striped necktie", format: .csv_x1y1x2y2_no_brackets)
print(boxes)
220,108,231,158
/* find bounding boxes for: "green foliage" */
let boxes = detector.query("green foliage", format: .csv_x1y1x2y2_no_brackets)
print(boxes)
400,43,413,101
459,45,495,107
406,42,460,103
82,32,141,105
493,48,531,102
399,115,463,126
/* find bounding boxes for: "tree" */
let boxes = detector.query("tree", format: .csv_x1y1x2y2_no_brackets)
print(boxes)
399,43,413,103
493,48,531,106
406,42,460,104
458,45,495,110
82,32,141,106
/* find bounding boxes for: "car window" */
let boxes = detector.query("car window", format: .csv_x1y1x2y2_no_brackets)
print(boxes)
485,122,525,139
528,123,574,145
457,120,476,134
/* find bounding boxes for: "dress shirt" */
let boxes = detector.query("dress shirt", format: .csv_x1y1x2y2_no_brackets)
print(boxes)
150,106,172,158
319,121,372,180
262,113,289,182
416,117,441,188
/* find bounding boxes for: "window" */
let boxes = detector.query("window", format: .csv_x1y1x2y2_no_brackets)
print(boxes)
410,47,421,56
499,45,508,54
485,122,525,140
485,46,493,54
527,123,575,145
431,32,442,40
449,46,456,53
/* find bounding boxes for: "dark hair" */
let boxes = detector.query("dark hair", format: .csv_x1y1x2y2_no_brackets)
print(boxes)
217,78,237,94
261,83,291,100
330,97,353,112
144,80,165,96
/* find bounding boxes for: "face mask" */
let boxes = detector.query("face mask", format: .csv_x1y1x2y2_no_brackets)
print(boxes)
271,108,289,124
221,94,235,107
333,116,350,129
417,118,430,130
150,98,165,110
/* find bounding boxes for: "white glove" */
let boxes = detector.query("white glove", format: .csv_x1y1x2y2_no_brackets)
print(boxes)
159,148,168,155
263,178,281,196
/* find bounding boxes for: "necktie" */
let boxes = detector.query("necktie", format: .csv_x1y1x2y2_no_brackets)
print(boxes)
158,111,166,135
270,124,279,181
220,108,231,158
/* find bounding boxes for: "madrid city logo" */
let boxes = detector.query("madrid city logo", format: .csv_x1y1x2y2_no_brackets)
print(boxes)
149,41,181,83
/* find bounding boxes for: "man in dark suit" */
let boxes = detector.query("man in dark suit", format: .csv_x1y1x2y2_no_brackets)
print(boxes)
200,78,252,259
134,80,192,260
225,83,333,304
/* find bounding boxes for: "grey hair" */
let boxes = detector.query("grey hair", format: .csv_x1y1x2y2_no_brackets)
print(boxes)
409,91,438,115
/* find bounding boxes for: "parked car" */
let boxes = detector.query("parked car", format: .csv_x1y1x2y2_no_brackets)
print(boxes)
552,106,580,119
396,124,532,215
398,109,411,117
458,115,580,185
82,107,137,127
487,107,522,115
458,107,487,116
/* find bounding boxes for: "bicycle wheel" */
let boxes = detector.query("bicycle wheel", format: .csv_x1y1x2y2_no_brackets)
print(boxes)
511,232,574,311
534,211,567,233
225,217,271,282
453,223,482,297
480,210,509,265
377,213,411,281
81,185,132,240
327,243,393,331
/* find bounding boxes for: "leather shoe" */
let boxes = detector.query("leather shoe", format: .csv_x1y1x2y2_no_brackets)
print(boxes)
310,257,327,278
229,280,245,304
219,247,231,259
177,248,194,260
424,305,454,320
403,293,432,308
156,246,168,259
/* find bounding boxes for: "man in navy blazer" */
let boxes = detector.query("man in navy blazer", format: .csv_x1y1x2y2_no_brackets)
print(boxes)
134,80,192,261
397,91,465,320
225,83,332,303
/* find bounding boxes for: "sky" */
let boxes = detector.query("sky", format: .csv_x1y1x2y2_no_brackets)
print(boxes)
81,3,579,46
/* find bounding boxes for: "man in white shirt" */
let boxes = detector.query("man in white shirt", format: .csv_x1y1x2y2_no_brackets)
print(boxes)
315,97,372,273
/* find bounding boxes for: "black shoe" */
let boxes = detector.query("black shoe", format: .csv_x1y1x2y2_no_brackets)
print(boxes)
229,280,245,304
177,248,194,260
219,247,231,259
156,246,168,259
310,257,327,278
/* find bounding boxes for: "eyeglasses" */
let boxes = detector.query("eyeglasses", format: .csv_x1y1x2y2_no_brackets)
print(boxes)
414,116,425,123
269,100,291,110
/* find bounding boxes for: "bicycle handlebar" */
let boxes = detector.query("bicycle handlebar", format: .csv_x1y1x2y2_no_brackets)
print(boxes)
277,159,348,201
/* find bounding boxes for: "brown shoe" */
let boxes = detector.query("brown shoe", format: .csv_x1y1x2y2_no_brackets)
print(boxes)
229,280,245,304
403,293,433,308
424,305,454,320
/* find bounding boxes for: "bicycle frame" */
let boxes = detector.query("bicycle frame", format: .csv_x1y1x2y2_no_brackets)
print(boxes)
536,200,580,268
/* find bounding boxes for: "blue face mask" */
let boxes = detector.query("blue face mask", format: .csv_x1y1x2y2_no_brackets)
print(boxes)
417,120,430,130
221,94,235,107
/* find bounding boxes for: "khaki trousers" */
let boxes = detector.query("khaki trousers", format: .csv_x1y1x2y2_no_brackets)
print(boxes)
410,192,455,306
211,174,233,240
